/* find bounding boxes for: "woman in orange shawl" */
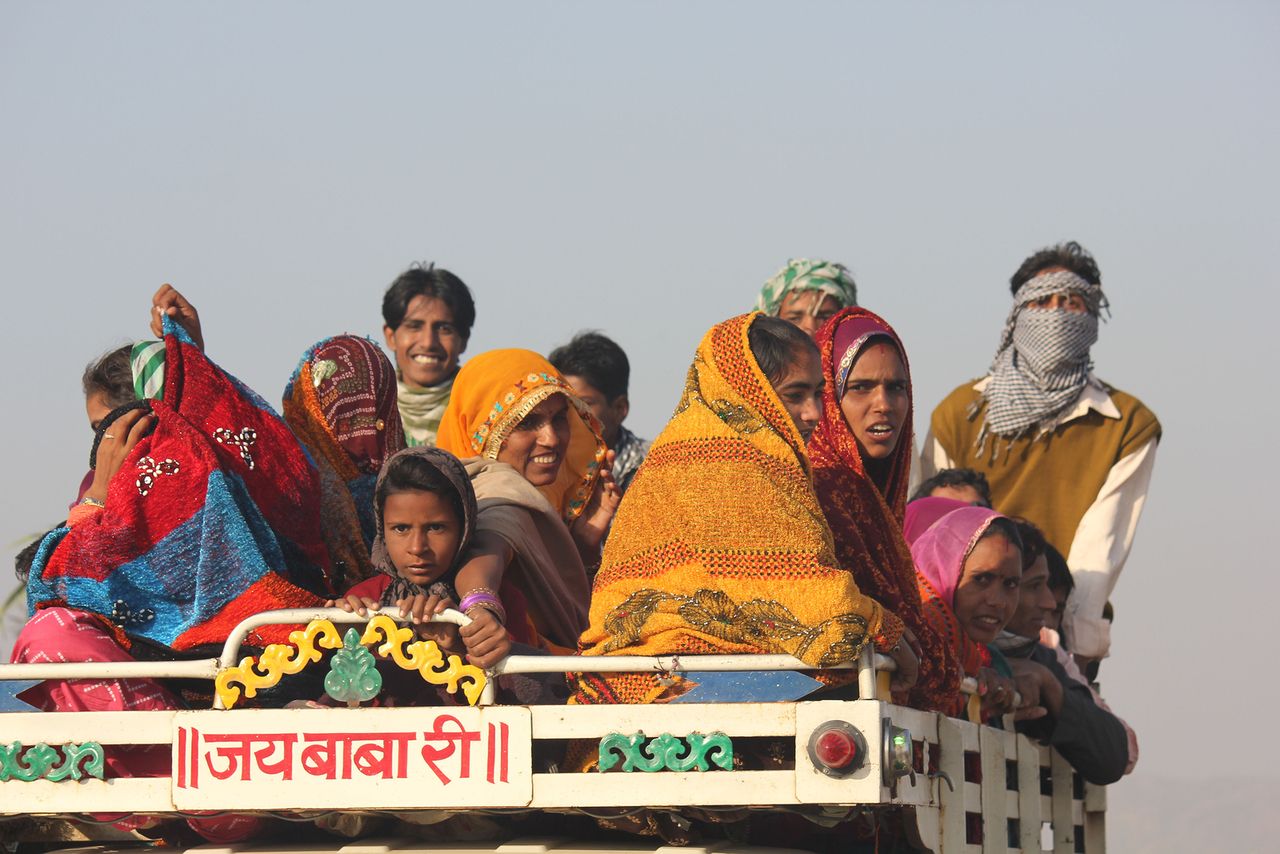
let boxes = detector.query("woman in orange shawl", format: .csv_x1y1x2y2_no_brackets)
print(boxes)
573,313,907,706
435,349,613,654
809,307,962,712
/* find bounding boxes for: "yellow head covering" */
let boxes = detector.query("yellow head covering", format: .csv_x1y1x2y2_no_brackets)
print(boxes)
573,313,898,706
435,349,605,521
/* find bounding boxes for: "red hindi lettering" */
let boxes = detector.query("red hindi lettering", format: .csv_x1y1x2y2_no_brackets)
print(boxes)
420,714,481,785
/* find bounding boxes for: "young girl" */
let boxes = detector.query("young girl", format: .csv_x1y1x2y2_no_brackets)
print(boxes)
328,447,510,666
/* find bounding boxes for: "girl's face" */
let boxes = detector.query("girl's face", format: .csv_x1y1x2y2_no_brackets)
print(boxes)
498,393,571,486
840,341,909,460
382,490,463,586
952,533,1023,645
771,345,824,442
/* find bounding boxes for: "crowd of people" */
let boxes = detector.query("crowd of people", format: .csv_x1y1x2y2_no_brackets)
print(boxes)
10,242,1157,843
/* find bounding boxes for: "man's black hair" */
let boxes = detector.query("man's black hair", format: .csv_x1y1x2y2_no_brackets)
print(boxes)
748,315,819,386
381,264,476,340
1043,541,1074,593
82,344,135,410
548,332,631,402
1010,240,1101,295
1009,518,1047,572
909,467,993,506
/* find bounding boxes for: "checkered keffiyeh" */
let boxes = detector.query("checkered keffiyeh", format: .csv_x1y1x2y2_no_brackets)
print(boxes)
978,270,1109,442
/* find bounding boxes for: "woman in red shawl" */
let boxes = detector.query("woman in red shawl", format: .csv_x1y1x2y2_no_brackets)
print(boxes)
809,307,961,712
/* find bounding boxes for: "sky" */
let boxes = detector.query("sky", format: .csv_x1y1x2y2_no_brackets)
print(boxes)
2,0,1277,844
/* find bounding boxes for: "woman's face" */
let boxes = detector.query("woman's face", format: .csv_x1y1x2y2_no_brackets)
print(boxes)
952,532,1023,645
771,345,823,442
1004,554,1057,639
86,391,112,432
382,489,463,586
498,393,571,486
840,341,909,460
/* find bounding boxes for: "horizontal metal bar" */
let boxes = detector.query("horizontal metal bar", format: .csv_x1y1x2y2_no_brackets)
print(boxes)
0,659,220,682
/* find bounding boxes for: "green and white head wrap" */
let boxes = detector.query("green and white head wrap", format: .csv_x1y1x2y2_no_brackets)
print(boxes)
756,258,858,316
130,340,167,401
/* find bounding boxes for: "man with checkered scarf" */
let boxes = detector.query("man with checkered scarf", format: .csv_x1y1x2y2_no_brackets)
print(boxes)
923,242,1161,673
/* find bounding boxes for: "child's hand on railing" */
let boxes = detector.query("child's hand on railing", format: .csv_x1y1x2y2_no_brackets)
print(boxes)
324,595,381,618
460,609,512,669
396,593,465,655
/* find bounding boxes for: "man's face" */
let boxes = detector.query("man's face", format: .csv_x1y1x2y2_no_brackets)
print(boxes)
778,290,841,339
1025,265,1089,314
562,375,627,447
383,295,467,389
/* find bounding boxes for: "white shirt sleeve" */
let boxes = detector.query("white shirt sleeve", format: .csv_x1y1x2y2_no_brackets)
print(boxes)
1062,436,1159,659
920,432,955,481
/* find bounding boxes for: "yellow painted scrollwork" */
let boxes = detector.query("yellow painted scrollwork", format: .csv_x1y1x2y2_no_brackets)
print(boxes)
215,616,487,708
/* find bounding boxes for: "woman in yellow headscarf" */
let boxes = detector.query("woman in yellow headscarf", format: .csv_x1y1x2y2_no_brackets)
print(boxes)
436,349,616,657
572,313,912,706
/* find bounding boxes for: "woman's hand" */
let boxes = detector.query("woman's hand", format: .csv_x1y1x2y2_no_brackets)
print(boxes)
570,450,622,559
977,668,1018,716
396,593,464,654
325,594,381,618
86,409,156,505
151,284,204,351
886,637,919,692
459,608,512,669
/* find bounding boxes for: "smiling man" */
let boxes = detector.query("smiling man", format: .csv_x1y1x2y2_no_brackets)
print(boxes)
381,264,476,446
923,241,1161,668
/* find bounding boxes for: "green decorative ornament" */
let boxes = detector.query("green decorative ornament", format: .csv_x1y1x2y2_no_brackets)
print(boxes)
598,732,733,773
0,741,105,782
324,627,382,704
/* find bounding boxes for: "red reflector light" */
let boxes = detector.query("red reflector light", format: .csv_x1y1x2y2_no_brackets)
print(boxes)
807,722,867,776
815,730,859,769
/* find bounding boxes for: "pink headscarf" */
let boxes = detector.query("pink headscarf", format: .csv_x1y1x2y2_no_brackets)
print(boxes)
910,505,1007,608
902,497,973,546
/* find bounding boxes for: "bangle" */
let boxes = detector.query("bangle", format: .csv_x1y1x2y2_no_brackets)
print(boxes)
459,586,499,600
459,591,501,613
465,602,507,626
78,496,106,509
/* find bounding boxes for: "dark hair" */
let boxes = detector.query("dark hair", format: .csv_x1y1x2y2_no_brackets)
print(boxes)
748,315,819,385
375,453,465,526
381,264,477,340
1009,518,1047,572
1043,541,1073,593
909,467,993,506
15,528,59,584
977,516,1024,556
548,331,630,402
82,344,135,409
1010,240,1101,295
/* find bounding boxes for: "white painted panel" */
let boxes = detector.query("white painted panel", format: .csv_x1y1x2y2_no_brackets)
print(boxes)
1016,735,1042,852
1050,750,1075,853
936,717,967,853
793,700,883,804
169,707,532,810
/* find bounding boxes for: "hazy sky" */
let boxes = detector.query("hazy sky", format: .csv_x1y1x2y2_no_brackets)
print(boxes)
2,0,1277,840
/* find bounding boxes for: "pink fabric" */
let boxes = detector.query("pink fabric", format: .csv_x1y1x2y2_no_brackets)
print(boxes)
903,496,972,546
909,505,1006,608
11,607,265,840
11,607,182,776
1041,627,1139,775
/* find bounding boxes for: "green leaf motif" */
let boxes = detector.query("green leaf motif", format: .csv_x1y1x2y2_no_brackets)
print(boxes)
597,732,733,773
0,741,105,782
324,627,383,704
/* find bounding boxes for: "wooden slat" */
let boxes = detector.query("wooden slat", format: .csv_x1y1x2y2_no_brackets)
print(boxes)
530,769,796,808
0,711,176,745
1016,734,1043,852
0,777,172,814
530,702,794,739
937,716,967,852
1050,750,1076,853
978,726,1006,853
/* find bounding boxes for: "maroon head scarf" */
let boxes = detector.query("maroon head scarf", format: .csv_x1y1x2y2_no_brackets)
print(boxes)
809,307,961,713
